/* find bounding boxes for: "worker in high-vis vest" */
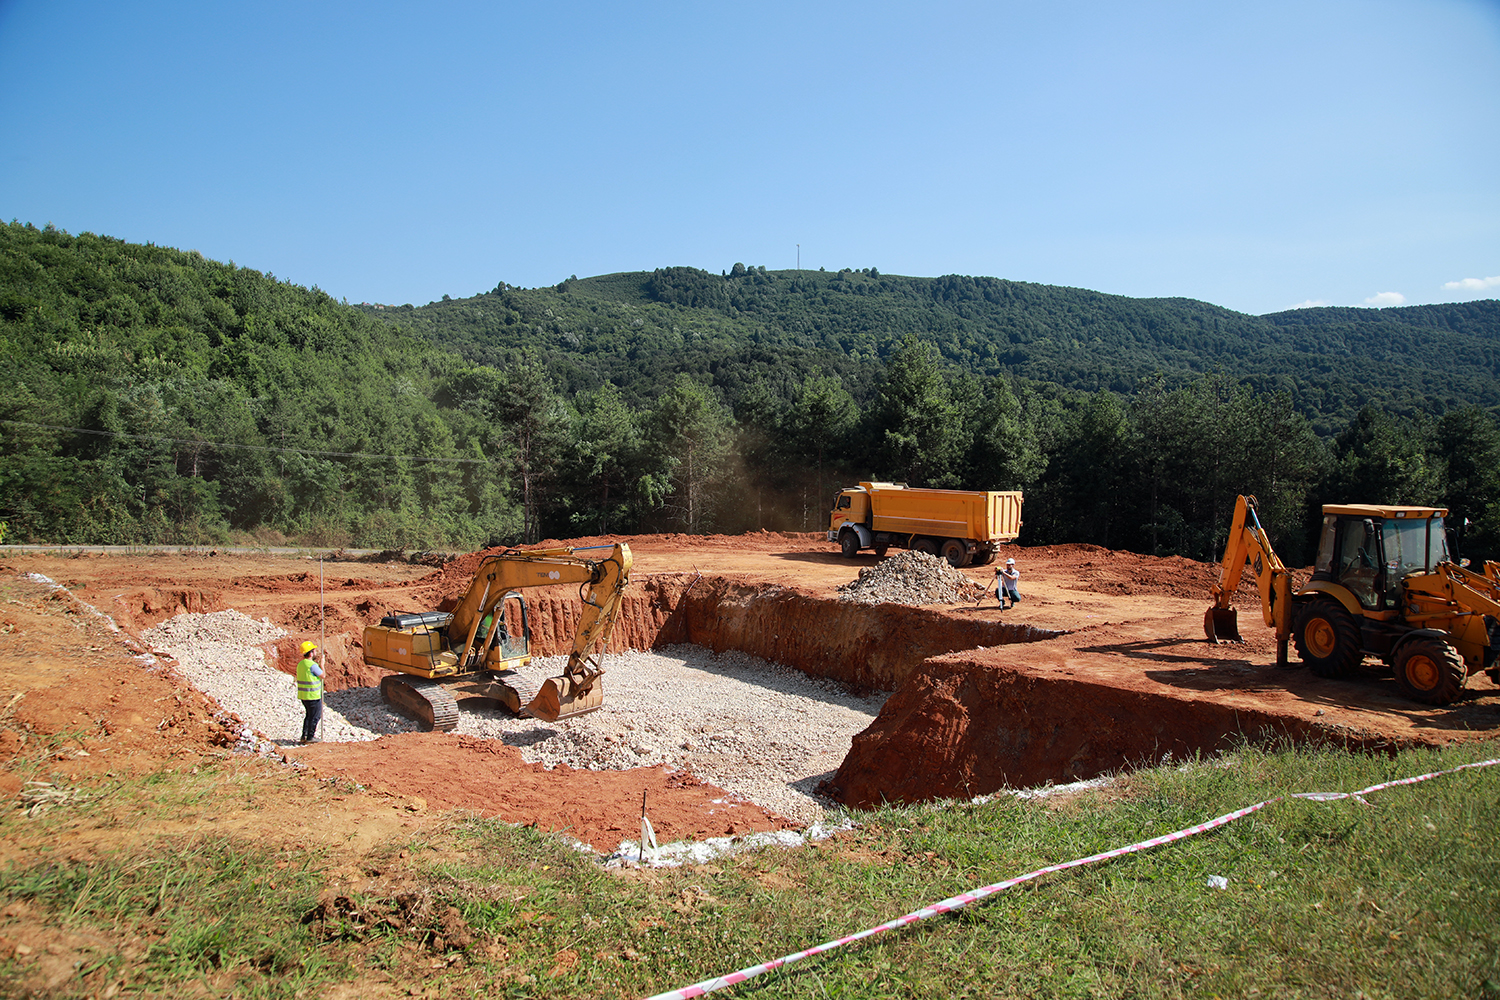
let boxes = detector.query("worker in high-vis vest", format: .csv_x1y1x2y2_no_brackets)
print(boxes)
296,640,324,744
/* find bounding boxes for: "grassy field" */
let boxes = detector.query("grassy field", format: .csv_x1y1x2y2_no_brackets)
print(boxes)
1,740,1497,999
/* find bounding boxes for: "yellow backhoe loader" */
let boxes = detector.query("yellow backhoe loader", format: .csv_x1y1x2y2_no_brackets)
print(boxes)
1206,495,1500,705
362,542,632,729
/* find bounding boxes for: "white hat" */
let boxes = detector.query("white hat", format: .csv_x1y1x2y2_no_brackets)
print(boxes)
1006,558,1015,564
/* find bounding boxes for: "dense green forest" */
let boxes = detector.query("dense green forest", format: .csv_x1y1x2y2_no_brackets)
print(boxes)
3,222,1499,565
374,265,1500,435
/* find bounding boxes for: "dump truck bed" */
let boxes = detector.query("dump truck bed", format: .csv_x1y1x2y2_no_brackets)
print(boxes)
864,483,1023,542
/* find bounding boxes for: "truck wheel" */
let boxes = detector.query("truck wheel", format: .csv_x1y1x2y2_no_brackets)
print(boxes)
939,539,969,568
873,540,890,557
973,550,997,566
1293,599,1362,678
840,531,860,558
1392,637,1466,705
913,538,938,556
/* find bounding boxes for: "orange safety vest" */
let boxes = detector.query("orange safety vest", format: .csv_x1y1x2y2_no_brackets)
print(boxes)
296,656,323,701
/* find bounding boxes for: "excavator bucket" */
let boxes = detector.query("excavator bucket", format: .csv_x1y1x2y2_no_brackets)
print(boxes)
1204,606,1242,644
525,674,604,722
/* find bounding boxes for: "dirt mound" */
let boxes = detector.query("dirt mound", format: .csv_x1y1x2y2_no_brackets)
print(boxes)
837,549,986,606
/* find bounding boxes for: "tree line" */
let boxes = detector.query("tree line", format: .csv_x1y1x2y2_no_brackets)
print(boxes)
3,222,1498,566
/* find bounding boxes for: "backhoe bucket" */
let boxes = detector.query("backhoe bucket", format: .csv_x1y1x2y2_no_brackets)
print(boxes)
1204,606,1242,644
525,674,604,722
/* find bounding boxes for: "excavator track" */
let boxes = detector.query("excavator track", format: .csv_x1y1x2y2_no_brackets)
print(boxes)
447,670,543,717
379,674,461,732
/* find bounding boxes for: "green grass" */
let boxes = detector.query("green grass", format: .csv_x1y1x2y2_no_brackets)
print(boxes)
0,837,329,998
1,742,1497,999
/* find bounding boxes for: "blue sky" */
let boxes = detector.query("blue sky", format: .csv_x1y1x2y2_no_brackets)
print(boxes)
1,0,1496,316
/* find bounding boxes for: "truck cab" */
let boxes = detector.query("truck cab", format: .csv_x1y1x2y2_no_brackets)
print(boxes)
829,488,871,537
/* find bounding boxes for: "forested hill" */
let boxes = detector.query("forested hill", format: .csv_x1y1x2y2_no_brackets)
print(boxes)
5,223,1500,563
368,266,1500,432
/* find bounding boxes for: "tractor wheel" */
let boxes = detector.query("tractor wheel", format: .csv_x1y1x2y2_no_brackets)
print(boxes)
1392,637,1466,705
1293,599,1363,678
840,531,860,558
939,539,969,568
913,538,938,556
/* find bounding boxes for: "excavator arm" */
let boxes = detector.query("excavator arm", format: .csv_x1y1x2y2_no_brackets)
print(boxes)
528,544,632,721
453,543,634,722
450,546,626,651
1205,495,1294,665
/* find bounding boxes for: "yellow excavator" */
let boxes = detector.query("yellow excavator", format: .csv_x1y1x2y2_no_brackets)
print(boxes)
1206,495,1500,705
362,542,632,729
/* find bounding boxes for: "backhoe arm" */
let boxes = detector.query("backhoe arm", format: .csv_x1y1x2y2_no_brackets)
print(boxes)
1205,495,1293,665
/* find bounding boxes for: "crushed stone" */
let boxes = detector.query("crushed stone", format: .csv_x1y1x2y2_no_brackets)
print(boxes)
140,611,887,826
837,548,987,606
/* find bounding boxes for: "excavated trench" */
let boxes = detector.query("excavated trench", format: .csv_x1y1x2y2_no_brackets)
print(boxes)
118,573,1376,808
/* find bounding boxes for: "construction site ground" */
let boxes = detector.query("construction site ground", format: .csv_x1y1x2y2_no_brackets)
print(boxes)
2,531,1498,865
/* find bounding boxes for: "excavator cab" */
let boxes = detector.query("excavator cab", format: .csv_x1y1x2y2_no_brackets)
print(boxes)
476,592,531,667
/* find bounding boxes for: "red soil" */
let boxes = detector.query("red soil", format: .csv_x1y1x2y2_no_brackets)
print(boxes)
4,531,1498,849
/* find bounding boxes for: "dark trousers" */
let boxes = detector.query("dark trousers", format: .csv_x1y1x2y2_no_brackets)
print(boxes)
1001,587,1020,607
301,698,323,742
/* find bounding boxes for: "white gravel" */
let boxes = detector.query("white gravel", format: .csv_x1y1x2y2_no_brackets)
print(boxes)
142,610,887,825
838,548,987,605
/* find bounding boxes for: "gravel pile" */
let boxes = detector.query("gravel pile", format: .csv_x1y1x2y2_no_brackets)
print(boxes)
837,549,986,606
142,611,406,746
447,647,886,824
142,611,886,825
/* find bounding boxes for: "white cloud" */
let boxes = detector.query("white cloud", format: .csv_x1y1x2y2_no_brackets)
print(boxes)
1442,275,1500,292
1287,299,1329,310
1364,291,1406,307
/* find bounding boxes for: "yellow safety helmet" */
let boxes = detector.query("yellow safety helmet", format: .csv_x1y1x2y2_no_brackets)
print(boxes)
299,640,319,655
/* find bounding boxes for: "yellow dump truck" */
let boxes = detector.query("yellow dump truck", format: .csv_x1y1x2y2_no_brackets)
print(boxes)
828,481,1023,567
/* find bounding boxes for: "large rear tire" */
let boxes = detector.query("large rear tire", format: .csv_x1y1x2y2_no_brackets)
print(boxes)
840,531,860,558
912,538,938,557
1293,599,1362,678
972,549,998,566
1392,637,1466,705
939,539,969,568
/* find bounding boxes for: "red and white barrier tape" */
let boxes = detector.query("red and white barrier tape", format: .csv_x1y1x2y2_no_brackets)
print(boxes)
644,756,1500,1000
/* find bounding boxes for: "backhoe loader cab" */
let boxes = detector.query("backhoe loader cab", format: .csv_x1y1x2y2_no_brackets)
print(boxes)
1206,496,1500,707
1311,505,1450,612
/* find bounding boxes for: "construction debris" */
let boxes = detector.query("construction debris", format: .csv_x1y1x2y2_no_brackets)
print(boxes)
19,781,83,818
837,549,987,606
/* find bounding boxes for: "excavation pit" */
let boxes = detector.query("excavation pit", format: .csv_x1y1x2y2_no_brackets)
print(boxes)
7,533,1499,847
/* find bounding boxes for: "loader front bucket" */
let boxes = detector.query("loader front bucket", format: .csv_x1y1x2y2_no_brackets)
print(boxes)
525,674,604,722
1204,606,1242,644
